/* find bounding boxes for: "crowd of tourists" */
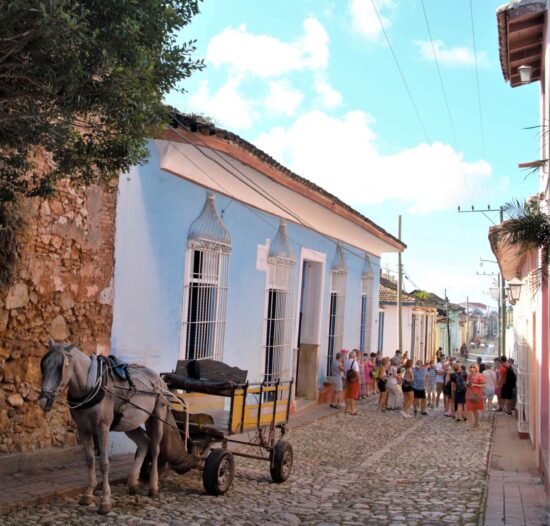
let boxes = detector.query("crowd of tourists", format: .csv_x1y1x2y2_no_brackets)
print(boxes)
328,347,517,430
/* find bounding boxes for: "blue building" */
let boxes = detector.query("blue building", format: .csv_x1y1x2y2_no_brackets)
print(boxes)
109,115,404,445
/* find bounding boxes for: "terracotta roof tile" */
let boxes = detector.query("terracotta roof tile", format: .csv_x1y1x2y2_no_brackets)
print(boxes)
171,114,405,250
379,277,416,305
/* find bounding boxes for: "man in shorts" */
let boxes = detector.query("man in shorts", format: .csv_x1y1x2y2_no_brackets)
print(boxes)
435,358,445,408
412,360,428,415
426,360,437,408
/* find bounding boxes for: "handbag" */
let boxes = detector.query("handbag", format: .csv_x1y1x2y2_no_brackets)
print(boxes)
467,389,480,404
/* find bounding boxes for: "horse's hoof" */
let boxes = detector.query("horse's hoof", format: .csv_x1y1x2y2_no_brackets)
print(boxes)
148,488,158,498
98,502,112,515
79,495,95,506
128,484,139,496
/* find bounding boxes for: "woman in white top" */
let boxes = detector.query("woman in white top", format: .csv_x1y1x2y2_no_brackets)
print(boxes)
386,363,402,410
482,364,498,417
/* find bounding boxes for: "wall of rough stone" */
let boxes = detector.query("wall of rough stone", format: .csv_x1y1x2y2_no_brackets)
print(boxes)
0,182,116,454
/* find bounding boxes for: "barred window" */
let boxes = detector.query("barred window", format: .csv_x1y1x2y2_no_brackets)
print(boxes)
263,222,296,384
359,254,374,355
326,242,347,375
378,311,385,352
181,193,231,361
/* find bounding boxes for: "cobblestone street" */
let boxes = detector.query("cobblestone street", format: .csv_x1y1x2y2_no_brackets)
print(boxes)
3,398,493,526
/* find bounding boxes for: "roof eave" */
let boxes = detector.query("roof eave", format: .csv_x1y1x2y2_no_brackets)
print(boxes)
497,0,546,86
164,116,406,252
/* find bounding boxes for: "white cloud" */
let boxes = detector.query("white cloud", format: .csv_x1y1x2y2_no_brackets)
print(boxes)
349,0,395,42
254,110,491,214
415,39,489,68
189,79,256,130
265,80,305,117
314,75,342,109
206,18,329,77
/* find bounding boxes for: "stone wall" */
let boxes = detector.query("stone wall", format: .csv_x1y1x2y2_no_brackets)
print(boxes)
0,182,116,454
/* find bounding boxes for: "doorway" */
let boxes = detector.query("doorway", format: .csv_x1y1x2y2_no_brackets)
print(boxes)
295,254,324,400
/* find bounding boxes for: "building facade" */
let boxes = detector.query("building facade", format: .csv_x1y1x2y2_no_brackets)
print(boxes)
109,116,405,452
378,278,437,362
491,0,550,492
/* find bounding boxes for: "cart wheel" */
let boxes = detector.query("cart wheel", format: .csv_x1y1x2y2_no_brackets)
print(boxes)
270,440,293,483
203,448,235,495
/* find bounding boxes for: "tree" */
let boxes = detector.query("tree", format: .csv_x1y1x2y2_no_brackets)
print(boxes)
0,0,204,202
502,198,550,289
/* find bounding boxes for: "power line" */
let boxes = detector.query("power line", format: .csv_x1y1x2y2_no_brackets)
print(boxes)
370,0,460,209
419,0,459,149
165,117,381,270
419,0,475,205
468,0,491,206
371,0,429,142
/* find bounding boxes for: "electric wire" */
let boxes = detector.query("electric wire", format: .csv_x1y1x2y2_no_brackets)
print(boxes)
371,0,429,142
468,0,491,206
419,0,474,204
370,0,460,209
166,115,381,270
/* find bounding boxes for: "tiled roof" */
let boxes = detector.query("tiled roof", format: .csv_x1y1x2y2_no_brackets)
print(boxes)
379,277,416,305
170,114,405,250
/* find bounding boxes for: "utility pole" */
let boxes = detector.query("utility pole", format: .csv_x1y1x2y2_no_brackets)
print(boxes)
466,296,470,354
459,205,507,355
397,215,403,352
499,207,506,356
445,289,451,356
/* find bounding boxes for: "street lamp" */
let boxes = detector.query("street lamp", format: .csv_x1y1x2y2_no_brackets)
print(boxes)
518,64,534,84
507,278,523,304
489,280,500,301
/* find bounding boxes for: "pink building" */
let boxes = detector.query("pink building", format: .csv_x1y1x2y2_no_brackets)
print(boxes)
492,0,549,493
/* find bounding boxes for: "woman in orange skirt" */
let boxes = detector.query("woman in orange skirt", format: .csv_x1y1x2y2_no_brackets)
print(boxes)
466,363,485,429
344,350,360,415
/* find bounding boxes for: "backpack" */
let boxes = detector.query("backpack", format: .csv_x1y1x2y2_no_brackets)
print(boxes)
455,373,466,392
373,368,380,380
346,361,358,383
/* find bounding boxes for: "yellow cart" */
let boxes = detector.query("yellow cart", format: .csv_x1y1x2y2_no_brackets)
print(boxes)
162,371,294,496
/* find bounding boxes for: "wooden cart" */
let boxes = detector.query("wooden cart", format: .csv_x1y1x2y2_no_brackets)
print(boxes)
161,362,294,495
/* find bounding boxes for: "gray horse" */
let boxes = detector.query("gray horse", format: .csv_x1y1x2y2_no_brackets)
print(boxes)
38,339,174,514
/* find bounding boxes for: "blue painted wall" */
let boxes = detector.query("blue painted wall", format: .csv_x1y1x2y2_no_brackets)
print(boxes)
111,142,381,384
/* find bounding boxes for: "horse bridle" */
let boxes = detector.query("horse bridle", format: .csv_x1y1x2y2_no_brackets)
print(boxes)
39,352,72,409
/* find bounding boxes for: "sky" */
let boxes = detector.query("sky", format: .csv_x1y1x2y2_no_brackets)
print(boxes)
165,0,541,307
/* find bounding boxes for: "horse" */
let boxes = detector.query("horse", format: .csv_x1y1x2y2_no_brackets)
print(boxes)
38,339,176,514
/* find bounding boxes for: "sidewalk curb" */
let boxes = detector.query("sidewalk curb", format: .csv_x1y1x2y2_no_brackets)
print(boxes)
0,403,338,517
479,415,497,526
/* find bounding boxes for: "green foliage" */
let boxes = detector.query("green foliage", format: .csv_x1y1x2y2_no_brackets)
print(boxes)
503,199,550,289
0,201,22,287
0,0,204,202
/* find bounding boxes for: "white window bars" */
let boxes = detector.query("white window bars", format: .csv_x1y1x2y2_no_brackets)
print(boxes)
181,193,231,362
327,242,347,375
263,222,296,385
359,254,374,355
516,337,530,435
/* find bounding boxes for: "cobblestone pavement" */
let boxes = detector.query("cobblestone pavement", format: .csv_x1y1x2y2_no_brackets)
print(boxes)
3,398,493,526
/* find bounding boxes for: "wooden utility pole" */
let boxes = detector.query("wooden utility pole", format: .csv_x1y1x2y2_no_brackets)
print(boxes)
445,289,451,356
466,296,470,353
397,215,403,352
499,207,506,356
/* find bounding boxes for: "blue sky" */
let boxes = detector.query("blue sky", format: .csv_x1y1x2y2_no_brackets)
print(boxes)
166,0,540,306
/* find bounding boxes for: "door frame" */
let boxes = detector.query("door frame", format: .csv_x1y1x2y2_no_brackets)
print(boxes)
293,248,326,395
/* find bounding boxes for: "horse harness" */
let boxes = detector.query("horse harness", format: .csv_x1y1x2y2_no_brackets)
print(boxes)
67,355,177,431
